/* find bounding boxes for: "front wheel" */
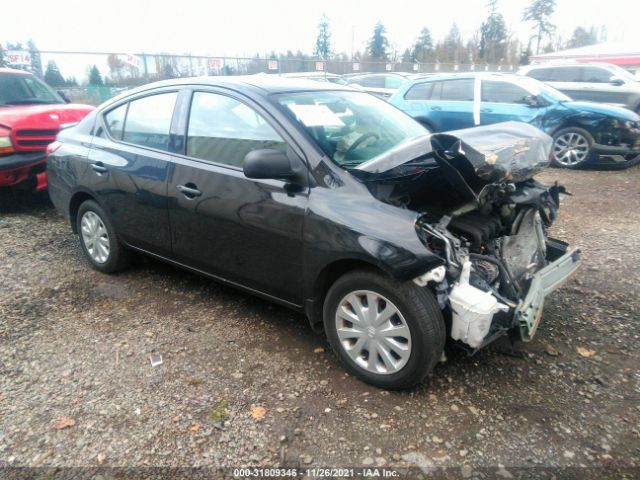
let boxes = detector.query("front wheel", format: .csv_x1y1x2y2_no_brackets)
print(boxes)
551,127,594,169
323,269,445,389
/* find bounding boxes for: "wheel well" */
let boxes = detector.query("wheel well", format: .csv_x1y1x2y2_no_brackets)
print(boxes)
549,121,594,140
414,117,437,132
68,192,95,233
306,259,384,331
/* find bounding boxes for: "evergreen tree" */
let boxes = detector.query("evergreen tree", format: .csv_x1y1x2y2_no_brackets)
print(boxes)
367,21,390,61
314,13,332,59
480,0,508,64
0,44,6,68
438,23,464,63
412,27,434,62
88,65,103,86
565,26,598,49
43,60,66,87
27,39,42,77
523,0,556,54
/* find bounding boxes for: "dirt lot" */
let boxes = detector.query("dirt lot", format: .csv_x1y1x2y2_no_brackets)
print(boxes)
1,167,639,478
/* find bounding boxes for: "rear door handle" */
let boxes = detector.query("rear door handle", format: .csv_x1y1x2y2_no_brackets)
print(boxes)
91,162,108,174
176,184,202,198
430,106,442,111
480,108,493,113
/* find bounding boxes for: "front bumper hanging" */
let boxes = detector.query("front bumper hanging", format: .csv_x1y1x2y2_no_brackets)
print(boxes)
515,245,581,341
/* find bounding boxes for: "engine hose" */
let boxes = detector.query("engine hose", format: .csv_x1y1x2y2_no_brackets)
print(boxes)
468,253,521,299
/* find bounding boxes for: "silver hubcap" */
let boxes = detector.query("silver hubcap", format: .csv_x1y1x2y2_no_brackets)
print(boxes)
553,132,590,166
80,211,110,264
335,290,412,375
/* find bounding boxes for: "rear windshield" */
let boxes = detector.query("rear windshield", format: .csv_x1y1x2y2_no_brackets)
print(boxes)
0,73,64,106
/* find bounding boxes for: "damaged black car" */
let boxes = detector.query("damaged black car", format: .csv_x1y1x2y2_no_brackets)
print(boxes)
47,78,580,389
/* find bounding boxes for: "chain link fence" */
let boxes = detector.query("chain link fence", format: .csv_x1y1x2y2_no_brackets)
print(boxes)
43,51,514,105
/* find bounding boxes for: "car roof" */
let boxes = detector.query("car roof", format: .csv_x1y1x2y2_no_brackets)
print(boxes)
279,71,339,78
0,68,31,75
523,62,618,70
409,72,520,82
100,74,356,108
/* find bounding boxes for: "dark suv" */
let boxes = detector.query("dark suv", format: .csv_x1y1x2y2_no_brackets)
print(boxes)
47,76,580,389
519,63,640,114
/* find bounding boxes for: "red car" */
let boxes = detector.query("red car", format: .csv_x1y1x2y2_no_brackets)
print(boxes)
0,68,93,191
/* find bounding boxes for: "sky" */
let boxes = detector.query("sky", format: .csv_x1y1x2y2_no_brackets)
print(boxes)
3,0,639,79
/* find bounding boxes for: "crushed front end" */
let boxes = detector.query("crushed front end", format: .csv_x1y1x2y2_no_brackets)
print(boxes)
414,179,580,348
355,122,581,350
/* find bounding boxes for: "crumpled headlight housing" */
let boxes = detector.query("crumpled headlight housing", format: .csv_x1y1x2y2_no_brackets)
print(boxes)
611,119,636,129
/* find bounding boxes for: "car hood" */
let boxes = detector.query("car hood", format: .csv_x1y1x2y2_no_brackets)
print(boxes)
0,103,94,131
354,121,552,184
563,101,640,121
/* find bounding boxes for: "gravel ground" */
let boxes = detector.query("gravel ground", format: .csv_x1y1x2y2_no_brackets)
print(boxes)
1,166,639,478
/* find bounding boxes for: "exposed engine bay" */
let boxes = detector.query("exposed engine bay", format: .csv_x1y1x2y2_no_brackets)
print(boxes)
352,122,581,350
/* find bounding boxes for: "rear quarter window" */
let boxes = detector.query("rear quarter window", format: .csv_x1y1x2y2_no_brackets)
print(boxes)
104,103,127,140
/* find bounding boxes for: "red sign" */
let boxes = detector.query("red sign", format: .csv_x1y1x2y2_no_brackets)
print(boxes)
209,58,222,69
352,62,360,71
7,50,31,66
268,60,278,71
315,61,324,72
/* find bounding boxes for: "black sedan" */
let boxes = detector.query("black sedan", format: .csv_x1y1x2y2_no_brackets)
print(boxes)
47,76,580,389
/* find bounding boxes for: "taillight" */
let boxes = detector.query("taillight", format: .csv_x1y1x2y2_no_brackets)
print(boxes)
46,141,63,157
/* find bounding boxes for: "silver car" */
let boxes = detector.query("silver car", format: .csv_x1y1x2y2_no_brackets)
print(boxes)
519,63,640,114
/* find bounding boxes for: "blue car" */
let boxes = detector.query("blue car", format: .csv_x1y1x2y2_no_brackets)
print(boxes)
389,73,640,169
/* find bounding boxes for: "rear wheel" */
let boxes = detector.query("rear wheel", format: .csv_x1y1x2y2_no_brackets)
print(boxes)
323,269,445,389
551,127,594,169
76,200,131,273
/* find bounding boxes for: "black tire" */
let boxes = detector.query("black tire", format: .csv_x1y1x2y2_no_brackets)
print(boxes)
323,269,445,390
550,127,594,169
76,200,131,273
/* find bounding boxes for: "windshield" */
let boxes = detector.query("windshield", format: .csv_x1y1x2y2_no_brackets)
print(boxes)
275,90,426,167
0,73,64,106
605,64,638,82
513,75,573,102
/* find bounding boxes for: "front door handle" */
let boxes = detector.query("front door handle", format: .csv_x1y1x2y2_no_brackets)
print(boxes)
176,184,202,198
480,108,493,113
430,106,442,111
91,162,108,174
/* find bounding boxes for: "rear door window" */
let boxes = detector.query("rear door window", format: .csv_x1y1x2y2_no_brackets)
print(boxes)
440,79,474,101
550,67,582,82
121,92,178,151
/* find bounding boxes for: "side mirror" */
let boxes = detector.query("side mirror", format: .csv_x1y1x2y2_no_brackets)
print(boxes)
57,90,71,103
243,149,299,182
609,75,625,86
523,94,545,108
